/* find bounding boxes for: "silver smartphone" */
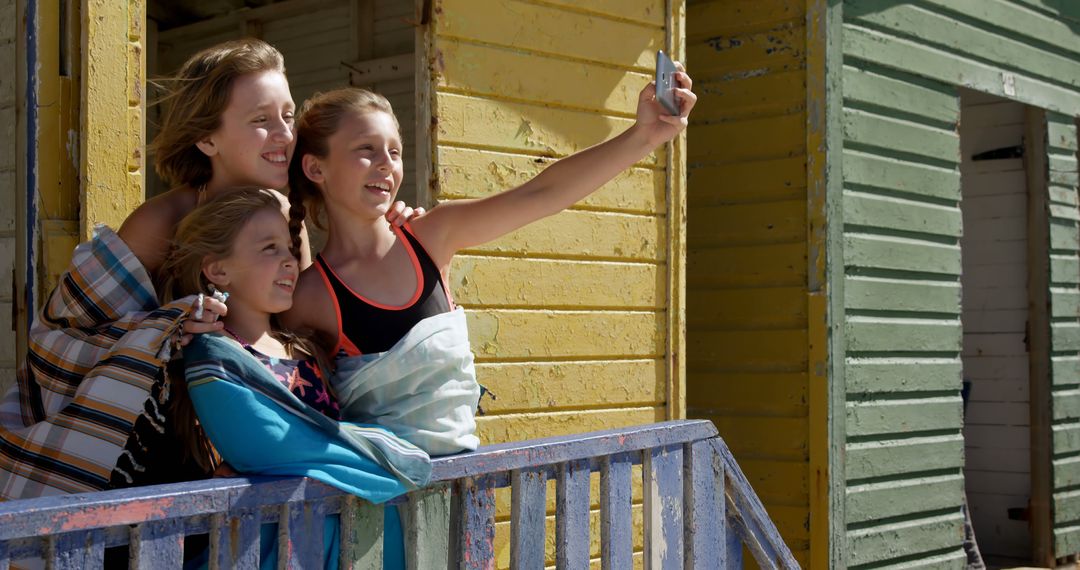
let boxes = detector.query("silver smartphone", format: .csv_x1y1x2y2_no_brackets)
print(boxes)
655,50,680,115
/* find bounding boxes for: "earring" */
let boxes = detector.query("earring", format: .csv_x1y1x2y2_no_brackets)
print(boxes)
208,284,230,304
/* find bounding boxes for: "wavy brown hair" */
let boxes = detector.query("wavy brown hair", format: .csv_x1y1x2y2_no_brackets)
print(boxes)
151,39,286,189
286,88,398,253
161,187,328,472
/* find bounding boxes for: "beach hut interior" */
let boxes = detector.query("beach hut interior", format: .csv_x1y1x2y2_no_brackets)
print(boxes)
959,89,1039,566
146,0,420,213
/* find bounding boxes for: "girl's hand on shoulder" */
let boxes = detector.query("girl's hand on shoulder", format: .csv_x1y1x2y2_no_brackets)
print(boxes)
179,296,227,346
635,62,697,148
385,201,426,227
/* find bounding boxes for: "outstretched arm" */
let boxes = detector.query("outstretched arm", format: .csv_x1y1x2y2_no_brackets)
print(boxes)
415,67,696,266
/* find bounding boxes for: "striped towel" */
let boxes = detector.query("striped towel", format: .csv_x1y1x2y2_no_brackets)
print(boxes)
183,333,431,497
0,226,195,499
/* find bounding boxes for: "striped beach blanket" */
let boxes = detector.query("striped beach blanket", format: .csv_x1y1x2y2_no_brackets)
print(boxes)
183,333,431,498
0,226,195,499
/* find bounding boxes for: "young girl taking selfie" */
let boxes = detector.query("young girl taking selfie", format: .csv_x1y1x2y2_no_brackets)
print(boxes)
282,68,695,453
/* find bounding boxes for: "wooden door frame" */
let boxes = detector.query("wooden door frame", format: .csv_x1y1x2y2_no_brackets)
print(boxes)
1025,106,1054,566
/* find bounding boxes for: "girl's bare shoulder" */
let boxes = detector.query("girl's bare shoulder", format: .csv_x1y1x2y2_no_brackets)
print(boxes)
118,187,200,274
281,265,336,335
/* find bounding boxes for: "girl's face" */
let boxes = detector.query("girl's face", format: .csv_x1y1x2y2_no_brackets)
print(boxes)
314,110,404,220
199,70,296,190
206,207,299,315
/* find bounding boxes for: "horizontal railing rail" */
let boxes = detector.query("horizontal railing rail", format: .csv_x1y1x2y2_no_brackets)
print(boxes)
0,420,798,569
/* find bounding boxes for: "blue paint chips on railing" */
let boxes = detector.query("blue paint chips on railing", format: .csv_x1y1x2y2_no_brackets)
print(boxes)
510,468,546,568
686,438,724,569
600,452,634,569
645,444,684,569
0,420,798,568
555,458,591,569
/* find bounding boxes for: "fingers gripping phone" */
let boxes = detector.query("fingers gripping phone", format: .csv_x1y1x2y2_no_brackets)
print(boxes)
655,50,680,116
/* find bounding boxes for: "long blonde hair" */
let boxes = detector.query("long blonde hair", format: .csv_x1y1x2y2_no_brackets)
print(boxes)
161,187,327,472
287,88,398,252
151,39,286,189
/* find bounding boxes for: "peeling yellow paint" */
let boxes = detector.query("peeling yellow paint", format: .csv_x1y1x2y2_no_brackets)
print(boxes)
429,10,683,564
436,93,663,165
476,407,665,445
450,255,663,308
686,0,814,564
81,0,145,240
463,209,664,261
35,4,80,301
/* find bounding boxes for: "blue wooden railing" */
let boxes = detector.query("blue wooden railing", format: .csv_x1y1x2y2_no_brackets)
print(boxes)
0,420,797,568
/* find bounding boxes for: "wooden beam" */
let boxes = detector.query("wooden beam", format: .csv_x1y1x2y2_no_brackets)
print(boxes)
664,0,687,423
807,0,846,567
414,0,436,208
345,54,414,87
81,0,145,238
1027,106,1054,567
350,0,374,62
157,0,334,43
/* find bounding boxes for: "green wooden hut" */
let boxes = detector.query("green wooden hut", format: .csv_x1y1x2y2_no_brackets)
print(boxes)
687,0,1080,567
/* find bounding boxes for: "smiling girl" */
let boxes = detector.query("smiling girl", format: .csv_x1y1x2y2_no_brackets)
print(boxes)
163,188,424,568
282,70,695,454
120,39,420,330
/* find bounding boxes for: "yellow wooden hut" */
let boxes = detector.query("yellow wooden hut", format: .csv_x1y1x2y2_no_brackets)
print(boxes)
5,0,688,566
10,0,1080,567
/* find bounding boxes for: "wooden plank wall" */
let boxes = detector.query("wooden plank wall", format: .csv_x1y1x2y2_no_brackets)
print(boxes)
150,0,418,207
0,0,19,393
1047,113,1080,556
841,0,1080,565
427,0,678,566
959,92,1031,560
841,9,965,570
685,0,811,566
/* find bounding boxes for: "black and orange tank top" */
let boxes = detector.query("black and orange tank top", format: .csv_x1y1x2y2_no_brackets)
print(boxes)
313,224,454,356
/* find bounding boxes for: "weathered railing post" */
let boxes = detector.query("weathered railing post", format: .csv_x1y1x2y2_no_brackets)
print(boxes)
132,518,184,569
644,444,684,569
340,496,382,570
510,468,547,568
453,475,496,570
210,507,260,569
684,438,724,569
402,483,451,570
600,452,634,569
555,458,591,569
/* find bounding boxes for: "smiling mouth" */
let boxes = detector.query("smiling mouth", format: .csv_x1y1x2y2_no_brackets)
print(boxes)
365,182,391,192
262,151,288,165
274,278,295,291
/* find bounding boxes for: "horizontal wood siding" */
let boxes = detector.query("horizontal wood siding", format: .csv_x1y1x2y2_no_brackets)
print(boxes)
686,0,809,565
1048,114,1080,556
840,30,966,570
842,0,1080,563
150,0,418,206
428,0,675,566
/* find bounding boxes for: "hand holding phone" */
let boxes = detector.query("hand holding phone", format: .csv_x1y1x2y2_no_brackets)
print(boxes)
655,50,680,116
